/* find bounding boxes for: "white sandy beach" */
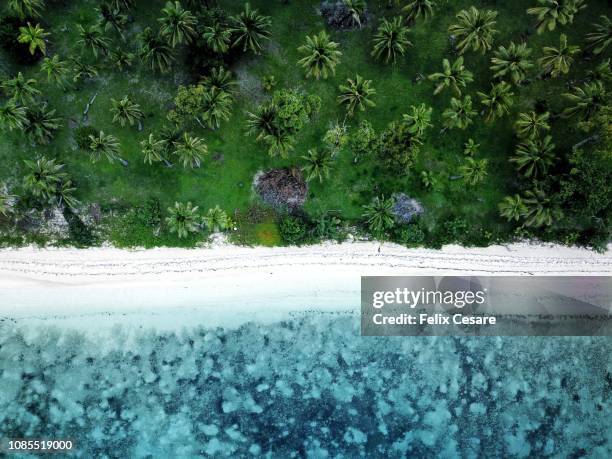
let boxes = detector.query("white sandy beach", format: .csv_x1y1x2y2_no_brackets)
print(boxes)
0,241,610,335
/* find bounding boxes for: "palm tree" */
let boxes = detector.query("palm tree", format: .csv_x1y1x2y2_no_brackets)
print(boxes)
71,59,99,85
490,42,533,84
264,132,295,158
23,156,66,201
510,135,556,178
478,82,514,122
585,15,611,55
499,195,527,222
77,24,111,57
173,133,207,168
0,101,28,132
587,59,612,83
527,0,585,35
343,0,367,27
203,23,232,54
460,157,488,185
428,57,473,96
297,31,342,80
54,179,78,209
371,16,412,64
247,104,277,141
362,196,395,236
301,148,333,183
110,96,144,127
41,55,69,88
442,96,476,130
139,27,175,73
201,87,233,129
2,73,40,105
18,23,49,55
141,133,173,167
166,202,200,238
110,48,135,70
403,103,433,137
108,0,135,11
230,3,272,55
0,188,14,216
88,131,127,166
449,7,498,54
562,81,607,120
24,104,61,144
8,0,44,19
403,0,436,22
539,34,579,78
515,111,550,139
201,67,236,94
203,205,230,232
522,188,559,227
159,1,197,47
99,1,128,39
464,138,479,156
338,75,376,116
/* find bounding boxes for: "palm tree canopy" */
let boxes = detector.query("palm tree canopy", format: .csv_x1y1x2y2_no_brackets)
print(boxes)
230,3,272,54
301,148,334,183
449,7,498,54
490,42,533,84
203,205,230,232
166,201,200,238
297,31,342,80
88,131,121,163
499,194,527,222
515,111,550,139
539,34,580,77
403,0,436,22
371,16,412,64
402,103,433,137
18,22,50,55
338,75,376,115
511,135,556,178
460,157,488,185
173,133,208,168
362,196,395,235
111,95,144,127
428,56,473,95
585,15,611,55
8,0,45,20
158,1,197,47
477,82,514,122
527,0,585,34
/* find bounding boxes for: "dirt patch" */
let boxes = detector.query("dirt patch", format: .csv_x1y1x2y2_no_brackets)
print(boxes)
254,168,308,211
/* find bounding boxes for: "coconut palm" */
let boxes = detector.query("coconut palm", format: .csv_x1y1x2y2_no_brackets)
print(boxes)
173,132,207,168
203,23,232,54
442,96,476,130
159,1,197,47
338,75,376,116
53,179,78,209
522,188,559,227
460,157,488,185
2,72,40,105
343,0,367,27
490,42,533,84
88,131,127,166
371,16,412,64
8,0,44,19
403,103,433,137
464,138,479,156
201,87,233,129
301,148,333,183
24,104,61,144
499,194,527,222
0,101,28,132
23,156,66,201
510,135,556,178
110,48,135,70
141,133,173,167
230,3,272,54
18,23,49,55
527,0,585,35
478,82,514,122
449,7,498,54
0,188,13,216
139,27,175,73
264,132,295,158
108,0,135,11
362,195,395,236
515,111,550,139
247,104,277,141
71,59,99,85
428,57,473,96
587,59,612,83
77,24,111,57
585,15,611,55
166,202,200,238
110,95,144,127
297,31,342,80
562,81,607,120
41,55,69,88
203,205,230,232
403,0,436,22
539,34,579,77
99,1,128,39
201,67,236,94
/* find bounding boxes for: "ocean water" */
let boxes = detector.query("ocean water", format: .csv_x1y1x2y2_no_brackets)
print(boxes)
1,308,611,458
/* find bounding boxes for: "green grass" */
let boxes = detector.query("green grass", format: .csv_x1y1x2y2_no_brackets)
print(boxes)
0,0,609,247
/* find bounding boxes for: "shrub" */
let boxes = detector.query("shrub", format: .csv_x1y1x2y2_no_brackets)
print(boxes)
396,224,425,247
74,125,98,150
279,215,309,245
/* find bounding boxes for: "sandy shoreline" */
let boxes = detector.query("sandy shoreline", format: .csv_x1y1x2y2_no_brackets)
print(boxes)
0,241,610,333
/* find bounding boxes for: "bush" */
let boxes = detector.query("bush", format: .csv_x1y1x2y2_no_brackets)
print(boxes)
395,224,425,247
62,207,96,247
74,126,98,150
279,215,309,245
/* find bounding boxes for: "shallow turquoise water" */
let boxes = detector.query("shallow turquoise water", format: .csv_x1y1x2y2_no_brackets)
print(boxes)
0,313,610,458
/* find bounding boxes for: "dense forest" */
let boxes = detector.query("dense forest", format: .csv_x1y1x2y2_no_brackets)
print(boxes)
0,0,610,249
